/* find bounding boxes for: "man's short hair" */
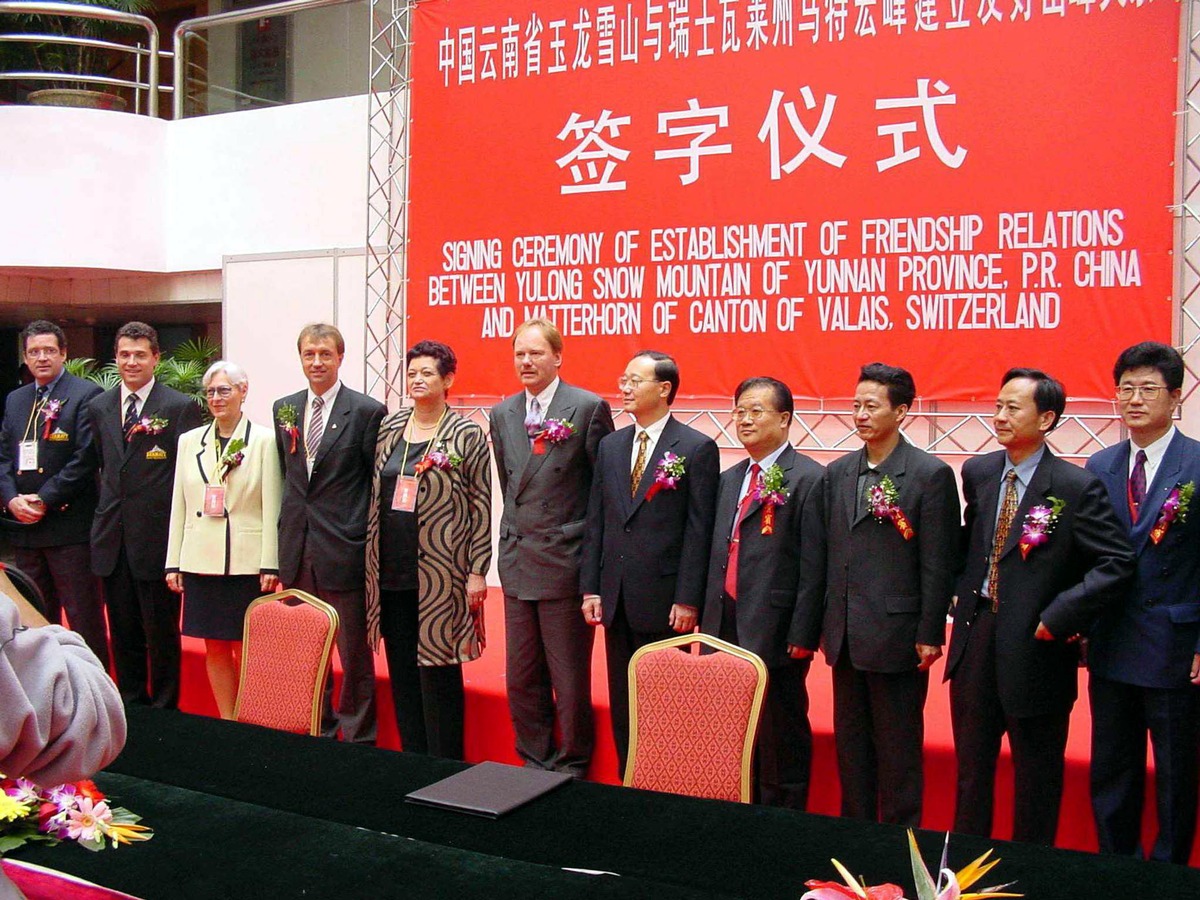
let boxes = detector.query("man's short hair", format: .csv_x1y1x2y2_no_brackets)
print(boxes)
733,376,794,418
513,318,563,354
297,323,345,355
858,362,916,409
407,340,458,377
115,321,159,355
633,349,680,405
1112,341,1184,392
21,320,65,354
1002,367,1066,431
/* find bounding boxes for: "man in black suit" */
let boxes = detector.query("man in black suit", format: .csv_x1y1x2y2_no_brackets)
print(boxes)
491,319,614,777
274,324,385,745
1086,342,1200,863
88,322,202,708
946,368,1133,845
701,376,825,808
818,363,960,826
0,320,106,666
581,350,719,778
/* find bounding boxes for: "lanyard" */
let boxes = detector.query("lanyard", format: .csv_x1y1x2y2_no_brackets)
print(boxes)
400,406,448,474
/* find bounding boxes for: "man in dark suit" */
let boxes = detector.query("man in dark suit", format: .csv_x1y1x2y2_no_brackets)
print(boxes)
701,376,825,808
1086,342,1200,863
581,350,719,778
88,321,202,708
491,319,614,777
274,324,385,745
947,367,1133,845
0,320,106,666
818,363,959,826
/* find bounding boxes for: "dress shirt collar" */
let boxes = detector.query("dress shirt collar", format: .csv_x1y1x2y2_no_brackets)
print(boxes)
1003,443,1045,488
308,381,341,411
35,369,65,395
748,440,789,472
1129,425,1175,474
526,377,560,414
635,411,671,444
120,377,155,413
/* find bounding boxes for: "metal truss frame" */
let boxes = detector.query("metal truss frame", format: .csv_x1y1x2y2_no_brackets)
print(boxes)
364,3,1197,456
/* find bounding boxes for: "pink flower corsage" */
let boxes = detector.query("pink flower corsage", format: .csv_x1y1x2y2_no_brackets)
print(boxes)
644,452,686,501
1150,481,1194,545
126,415,168,442
750,463,789,535
40,398,63,439
868,475,914,540
414,441,463,475
1018,496,1064,559
531,418,576,455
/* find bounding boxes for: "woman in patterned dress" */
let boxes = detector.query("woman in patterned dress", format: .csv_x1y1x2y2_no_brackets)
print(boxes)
365,340,491,759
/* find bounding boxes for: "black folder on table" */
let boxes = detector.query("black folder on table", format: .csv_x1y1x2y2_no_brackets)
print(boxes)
405,762,572,818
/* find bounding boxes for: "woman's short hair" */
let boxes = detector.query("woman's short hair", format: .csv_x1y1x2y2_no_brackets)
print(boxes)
406,340,458,377
203,360,249,389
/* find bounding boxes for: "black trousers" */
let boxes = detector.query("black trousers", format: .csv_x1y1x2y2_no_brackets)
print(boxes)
379,588,464,760
832,647,927,826
604,600,675,781
719,593,812,809
504,593,595,777
104,546,181,708
15,542,109,670
1089,674,1199,863
950,607,1070,845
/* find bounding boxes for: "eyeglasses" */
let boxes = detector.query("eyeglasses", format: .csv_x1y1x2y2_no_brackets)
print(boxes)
204,386,236,399
24,348,60,360
618,376,659,390
730,406,777,422
1116,384,1167,401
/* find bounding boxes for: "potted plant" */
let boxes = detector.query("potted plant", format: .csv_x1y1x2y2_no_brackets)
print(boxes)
67,336,220,417
0,0,154,111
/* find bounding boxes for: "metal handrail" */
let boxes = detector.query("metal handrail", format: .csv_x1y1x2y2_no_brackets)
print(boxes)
172,0,353,119
0,1,159,115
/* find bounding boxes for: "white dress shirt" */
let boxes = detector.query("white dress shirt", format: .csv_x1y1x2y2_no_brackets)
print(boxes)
1128,425,1176,488
119,377,155,423
304,381,341,475
630,411,671,472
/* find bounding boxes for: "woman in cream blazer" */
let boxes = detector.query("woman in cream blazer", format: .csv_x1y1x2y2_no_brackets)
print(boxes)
165,361,282,718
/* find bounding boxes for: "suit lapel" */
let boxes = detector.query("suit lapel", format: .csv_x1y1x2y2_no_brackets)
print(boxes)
121,382,163,463
975,452,1005,555
628,417,680,520
999,450,1055,561
195,421,217,484
1103,442,1134,532
1133,432,1185,553
311,389,351,471
718,458,749,540
516,386,579,497
741,444,796,527
843,448,864,529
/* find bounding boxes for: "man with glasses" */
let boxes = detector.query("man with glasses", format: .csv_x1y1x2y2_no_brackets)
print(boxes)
87,322,201,708
491,319,613,778
0,320,107,666
700,376,825,808
581,350,719,779
818,362,960,827
1085,342,1200,862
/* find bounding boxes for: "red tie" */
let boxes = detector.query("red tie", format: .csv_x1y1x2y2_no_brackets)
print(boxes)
724,464,761,600
1128,449,1147,523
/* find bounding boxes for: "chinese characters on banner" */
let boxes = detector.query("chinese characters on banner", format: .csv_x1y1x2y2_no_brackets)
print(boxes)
408,0,1177,401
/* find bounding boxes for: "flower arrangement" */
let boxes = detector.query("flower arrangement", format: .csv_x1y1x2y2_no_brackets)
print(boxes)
531,418,576,455
0,774,152,856
801,830,1020,900
644,452,686,501
868,475,914,540
126,415,168,442
217,438,246,483
1018,496,1064,559
415,441,463,474
750,463,789,535
40,399,63,439
276,404,300,454
1150,481,1194,545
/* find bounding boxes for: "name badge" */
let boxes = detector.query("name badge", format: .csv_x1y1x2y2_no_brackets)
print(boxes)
146,445,168,460
47,429,68,442
392,476,418,512
203,485,226,517
18,441,37,472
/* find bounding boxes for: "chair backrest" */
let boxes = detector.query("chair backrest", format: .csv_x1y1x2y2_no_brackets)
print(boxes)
625,633,768,803
233,590,339,736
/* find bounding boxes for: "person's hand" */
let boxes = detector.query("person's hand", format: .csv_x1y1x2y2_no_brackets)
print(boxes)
165,573,183,594
581,595,603,626
466,573,488,609
668,604,697,633
787,645,814,660
260,573,279,593
1034,621,1055,641
8,495,43,524
1190,653,1200,685
916,643,943,671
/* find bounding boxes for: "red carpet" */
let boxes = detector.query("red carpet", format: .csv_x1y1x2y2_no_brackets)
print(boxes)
178,588,1200,864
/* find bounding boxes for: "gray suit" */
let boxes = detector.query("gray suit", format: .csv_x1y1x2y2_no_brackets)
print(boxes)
491,380,613,776
819,439,960,825
701,445,825,807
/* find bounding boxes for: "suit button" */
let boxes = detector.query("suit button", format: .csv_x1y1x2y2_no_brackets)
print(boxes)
196,511,202,518
624,526,631,533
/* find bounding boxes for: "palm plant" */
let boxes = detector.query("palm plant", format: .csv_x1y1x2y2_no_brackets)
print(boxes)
67,336,219,418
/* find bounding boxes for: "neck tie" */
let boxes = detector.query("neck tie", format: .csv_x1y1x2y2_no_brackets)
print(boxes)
987,470,1019,611
724,463,761,600
525,396,543,438
1129,449,1147,523
124,394,139,434
631,431,649,497
35,385,47,406
307,396,325,460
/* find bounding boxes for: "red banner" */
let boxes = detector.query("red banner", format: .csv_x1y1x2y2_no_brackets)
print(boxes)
408,0,1178,402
